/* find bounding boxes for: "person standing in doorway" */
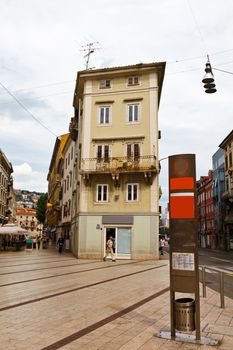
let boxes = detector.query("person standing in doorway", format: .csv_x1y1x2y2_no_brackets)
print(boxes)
103,236,115,262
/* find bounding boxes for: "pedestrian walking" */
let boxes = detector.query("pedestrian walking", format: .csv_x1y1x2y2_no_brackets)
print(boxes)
37,235,41,250
103,236,115,262
57,236,64,254
159,237,165,255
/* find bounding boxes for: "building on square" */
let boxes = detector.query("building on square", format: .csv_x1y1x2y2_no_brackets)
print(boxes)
70,62,166,259
212,148,225,249
219,130,233,250
196,171,214,249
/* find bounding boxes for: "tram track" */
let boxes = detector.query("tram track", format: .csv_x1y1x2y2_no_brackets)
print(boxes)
0,264,167,312
0,257,83,268
0,260,152,287
0,259,100,276
41,285,170,350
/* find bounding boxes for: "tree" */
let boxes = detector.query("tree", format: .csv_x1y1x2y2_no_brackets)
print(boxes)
36,193,48,224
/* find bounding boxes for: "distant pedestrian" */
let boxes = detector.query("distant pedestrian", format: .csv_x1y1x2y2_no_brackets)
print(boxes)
159,238,165,255
103,236,115,262
57,236,64,254
37,236,41,250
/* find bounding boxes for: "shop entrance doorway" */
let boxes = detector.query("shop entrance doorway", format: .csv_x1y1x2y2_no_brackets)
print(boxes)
105,227,131,259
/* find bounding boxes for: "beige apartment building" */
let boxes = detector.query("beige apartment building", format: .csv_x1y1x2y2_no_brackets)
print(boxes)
0,149,15,224
16,207,42,235
71,62,166,260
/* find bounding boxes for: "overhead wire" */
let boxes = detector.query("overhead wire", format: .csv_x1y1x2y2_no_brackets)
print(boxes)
212,68,233,75
186,0,209,55
0,81,57,138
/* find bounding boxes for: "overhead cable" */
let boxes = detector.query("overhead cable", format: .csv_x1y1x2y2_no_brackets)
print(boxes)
0,81,57,138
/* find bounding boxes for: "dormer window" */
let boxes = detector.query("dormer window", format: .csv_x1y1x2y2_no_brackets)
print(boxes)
99,79,111,89
128,76,139,86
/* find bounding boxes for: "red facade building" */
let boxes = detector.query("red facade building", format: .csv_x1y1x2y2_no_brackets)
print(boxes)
197,170,215,248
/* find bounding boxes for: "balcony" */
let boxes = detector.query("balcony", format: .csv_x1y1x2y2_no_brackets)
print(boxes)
80,155,158,175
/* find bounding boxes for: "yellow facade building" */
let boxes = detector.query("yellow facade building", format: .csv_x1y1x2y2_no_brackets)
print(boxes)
71,62,166,259
46,133,69,240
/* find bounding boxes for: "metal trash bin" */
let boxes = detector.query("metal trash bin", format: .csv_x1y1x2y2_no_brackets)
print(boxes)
175,298,195,331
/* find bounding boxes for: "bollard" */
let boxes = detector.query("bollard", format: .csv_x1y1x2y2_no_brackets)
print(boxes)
220,271,225,308
202,266,206,298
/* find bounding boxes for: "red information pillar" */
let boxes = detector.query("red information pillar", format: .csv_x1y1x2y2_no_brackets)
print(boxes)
169,154,200,340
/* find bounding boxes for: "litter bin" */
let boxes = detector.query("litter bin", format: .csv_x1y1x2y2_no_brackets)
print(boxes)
175,298,195,331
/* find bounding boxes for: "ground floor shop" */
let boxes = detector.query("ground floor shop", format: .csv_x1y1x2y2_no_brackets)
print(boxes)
73,214,160,260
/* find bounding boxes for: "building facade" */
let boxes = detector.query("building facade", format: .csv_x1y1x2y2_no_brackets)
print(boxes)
212,148,225,249
46,134,69,241
0,149,15,224
70,62,166,259
60,135,76,250
219,130,233,250
16,207,42,235
197,171,214,248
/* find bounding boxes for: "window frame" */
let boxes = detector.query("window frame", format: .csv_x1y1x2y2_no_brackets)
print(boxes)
127,103,140,123
127,76,139,86
126,183,139,202
98,106,111,125
99,79,111,89
126,143,141,161
96,144,111,162
96,184,109,203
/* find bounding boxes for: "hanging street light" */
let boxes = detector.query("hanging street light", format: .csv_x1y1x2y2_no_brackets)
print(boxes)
202,56,217,94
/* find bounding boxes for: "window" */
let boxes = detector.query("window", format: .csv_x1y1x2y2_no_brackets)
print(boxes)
225,156,228,170
68,153,70,166
65,158,67,169
64,180,66,194
229,152,232,167
67,176,69,191
99,106,110,125
127,143,140,161
97,145,110,162
127,183,139,201
99,79,111,89
70,172,72,187
128,76,139,85
128,104,139,122
96,184,108,202
71,147,73,160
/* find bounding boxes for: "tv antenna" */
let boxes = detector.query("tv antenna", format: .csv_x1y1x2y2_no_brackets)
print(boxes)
81,42,101,69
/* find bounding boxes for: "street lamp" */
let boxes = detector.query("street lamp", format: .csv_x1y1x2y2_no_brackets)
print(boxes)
202,56,217,94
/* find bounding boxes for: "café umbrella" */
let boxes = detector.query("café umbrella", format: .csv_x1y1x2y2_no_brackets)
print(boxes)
0,223,28,235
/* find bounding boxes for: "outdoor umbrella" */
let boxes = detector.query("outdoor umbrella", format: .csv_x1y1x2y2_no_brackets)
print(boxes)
0,224,28,235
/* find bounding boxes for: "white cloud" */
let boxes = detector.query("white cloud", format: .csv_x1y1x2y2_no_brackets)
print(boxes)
0,0,232,201
13,162,47,192
14,163,32,176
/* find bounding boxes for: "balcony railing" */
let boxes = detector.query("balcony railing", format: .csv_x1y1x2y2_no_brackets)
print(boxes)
80,155,158,174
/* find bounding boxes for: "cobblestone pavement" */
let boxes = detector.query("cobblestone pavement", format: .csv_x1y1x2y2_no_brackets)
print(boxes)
0,246,232,349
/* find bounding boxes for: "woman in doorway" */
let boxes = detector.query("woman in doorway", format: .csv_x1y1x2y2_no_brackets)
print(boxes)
103,236,115,262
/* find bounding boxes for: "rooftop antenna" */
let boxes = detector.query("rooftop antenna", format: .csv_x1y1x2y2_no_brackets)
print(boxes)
81,42,101,69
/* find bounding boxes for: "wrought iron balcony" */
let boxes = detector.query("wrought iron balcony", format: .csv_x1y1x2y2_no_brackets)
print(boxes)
80,155,158,174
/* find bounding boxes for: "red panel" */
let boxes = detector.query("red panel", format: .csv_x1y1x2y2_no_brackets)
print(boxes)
170,177,194,190
170,195,195,219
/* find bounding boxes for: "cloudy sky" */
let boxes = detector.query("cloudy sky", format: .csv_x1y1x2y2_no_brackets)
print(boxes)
0,0,232,208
